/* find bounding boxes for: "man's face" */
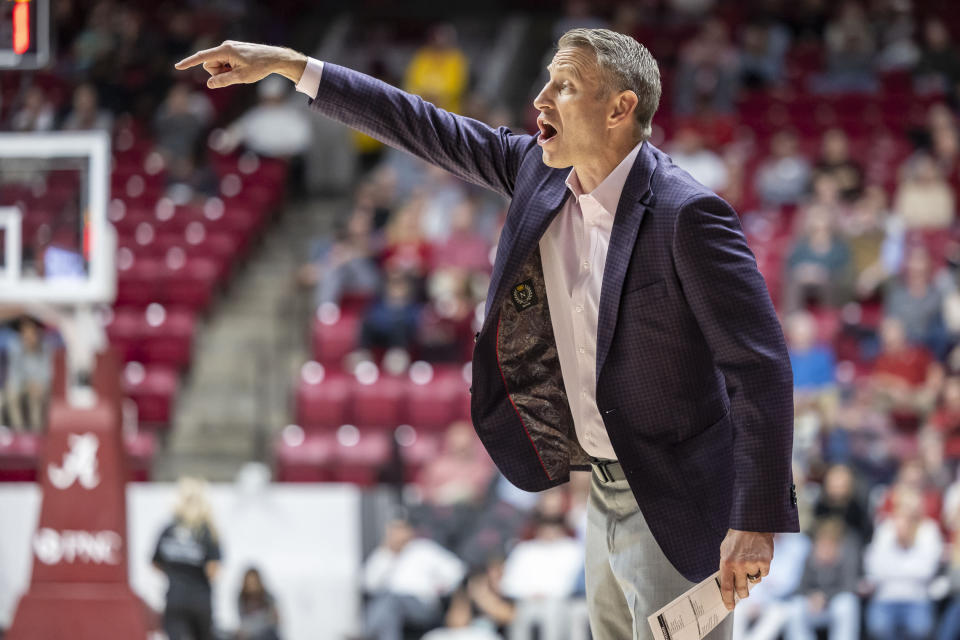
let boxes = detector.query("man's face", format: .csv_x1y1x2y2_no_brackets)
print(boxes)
533,47,611,169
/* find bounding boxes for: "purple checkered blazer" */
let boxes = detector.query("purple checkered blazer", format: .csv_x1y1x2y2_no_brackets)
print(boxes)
308,63,800,582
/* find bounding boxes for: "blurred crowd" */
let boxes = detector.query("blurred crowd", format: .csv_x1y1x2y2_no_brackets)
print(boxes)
7,0,960,638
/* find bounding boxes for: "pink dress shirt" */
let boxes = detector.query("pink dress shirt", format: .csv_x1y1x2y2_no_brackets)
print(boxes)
540,142,643,461
297,56,641,460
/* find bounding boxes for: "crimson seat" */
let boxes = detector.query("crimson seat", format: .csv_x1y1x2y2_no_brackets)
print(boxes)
139,307,196,370
330,428,392,486
122,364,179,426
311,309,360,367
0,432,41,481
296,367,353,430
352,375,405,428
274,431,336,482
405,366,469,431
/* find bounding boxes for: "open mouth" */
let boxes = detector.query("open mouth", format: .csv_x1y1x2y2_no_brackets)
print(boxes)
537,119,559,145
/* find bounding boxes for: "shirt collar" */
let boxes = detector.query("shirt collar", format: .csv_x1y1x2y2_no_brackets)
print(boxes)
565,141,645,216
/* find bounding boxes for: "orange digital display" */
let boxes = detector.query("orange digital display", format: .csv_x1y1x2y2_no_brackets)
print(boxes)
12,0,31,55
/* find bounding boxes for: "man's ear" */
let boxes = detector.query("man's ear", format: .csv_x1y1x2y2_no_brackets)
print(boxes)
608,90,639,131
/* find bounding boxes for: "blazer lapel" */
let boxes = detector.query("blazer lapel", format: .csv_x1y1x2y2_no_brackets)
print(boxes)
484,167,569,323
596,143,658,379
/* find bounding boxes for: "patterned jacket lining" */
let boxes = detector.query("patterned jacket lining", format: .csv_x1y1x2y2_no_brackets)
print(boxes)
494,248,592,480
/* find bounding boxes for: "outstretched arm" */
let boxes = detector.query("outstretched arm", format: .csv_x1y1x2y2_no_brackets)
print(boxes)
175,41,533,198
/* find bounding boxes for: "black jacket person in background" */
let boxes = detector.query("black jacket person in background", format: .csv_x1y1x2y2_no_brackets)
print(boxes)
153,477,222,640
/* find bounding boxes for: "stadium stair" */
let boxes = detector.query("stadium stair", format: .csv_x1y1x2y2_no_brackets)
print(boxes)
153,197,343,481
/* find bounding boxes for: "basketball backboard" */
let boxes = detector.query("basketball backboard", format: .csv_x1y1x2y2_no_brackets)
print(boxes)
0,131,115,305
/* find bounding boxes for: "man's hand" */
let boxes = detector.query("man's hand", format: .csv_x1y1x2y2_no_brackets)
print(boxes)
174,41,307,89
718,529,773,611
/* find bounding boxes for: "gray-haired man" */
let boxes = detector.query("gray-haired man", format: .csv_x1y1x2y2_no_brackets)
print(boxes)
177,28,797,640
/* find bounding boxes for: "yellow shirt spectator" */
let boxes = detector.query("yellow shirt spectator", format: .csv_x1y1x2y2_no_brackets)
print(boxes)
404,34,469,114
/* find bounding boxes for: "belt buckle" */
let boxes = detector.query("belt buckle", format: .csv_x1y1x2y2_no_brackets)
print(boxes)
593,459,612,483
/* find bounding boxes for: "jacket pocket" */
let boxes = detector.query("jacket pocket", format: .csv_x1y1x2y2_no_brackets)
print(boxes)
672,409,735,537
622,278,666,299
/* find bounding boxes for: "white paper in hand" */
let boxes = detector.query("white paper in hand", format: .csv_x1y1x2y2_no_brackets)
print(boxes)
647,570,750,640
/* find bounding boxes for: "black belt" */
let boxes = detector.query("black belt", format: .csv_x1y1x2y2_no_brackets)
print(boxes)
589,457,625,483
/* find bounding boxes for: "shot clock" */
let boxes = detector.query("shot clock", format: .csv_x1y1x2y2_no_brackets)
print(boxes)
0,0,50,69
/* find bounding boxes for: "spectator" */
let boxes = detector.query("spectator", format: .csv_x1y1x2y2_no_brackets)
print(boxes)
70,1,115,72
163,139,220,204
786,310,836,393
237,567,281,640
358,268,422,353
499,506,582,600
813,463,874,545
455,473,537,569
884,244,949,355
362,511,465,640
299,206,381,309
221,76,313,159
809,172,844,209
875,2,921,72
931,120,960,185
10,86,55,132
380,196,431,277
4,316,53,432
422,555,516,640
914,18,960,95
930,375,960,461
428,200,491,273
786,519,861,640
872,316,939,392
154,83,208,163
498,506,583,640
755,130,812,207
813,129,863,203
674,18,741,115
420,421,495,508
813,1,878,94
418,164,470,243
782,204,852,311
831,384,898,484
876,458,943,524
417,267,477,362
415,420,495,550
738,19,791,89
864,488,943,640
667,127,729,193
152,477,222,640
894,152,955,230
843,185,903,301
404,25,469,114
61,83,113,132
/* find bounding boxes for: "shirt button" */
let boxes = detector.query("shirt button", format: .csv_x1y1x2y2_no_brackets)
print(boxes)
578,347,586,354
575,305,584,313
582,260,590,271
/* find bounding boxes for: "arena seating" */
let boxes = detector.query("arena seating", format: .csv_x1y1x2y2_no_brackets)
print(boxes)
0,122,288,481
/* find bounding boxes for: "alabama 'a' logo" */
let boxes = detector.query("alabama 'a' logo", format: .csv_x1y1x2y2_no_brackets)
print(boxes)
48,433,101,490
511,280,539,312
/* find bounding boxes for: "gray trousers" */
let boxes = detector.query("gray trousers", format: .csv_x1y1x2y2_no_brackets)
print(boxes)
585,468,734,640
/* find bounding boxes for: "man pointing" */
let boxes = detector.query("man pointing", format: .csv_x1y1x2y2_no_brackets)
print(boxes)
177,28,799,640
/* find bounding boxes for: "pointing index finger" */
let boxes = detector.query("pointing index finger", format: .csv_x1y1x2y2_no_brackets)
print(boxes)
174,46,223,70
